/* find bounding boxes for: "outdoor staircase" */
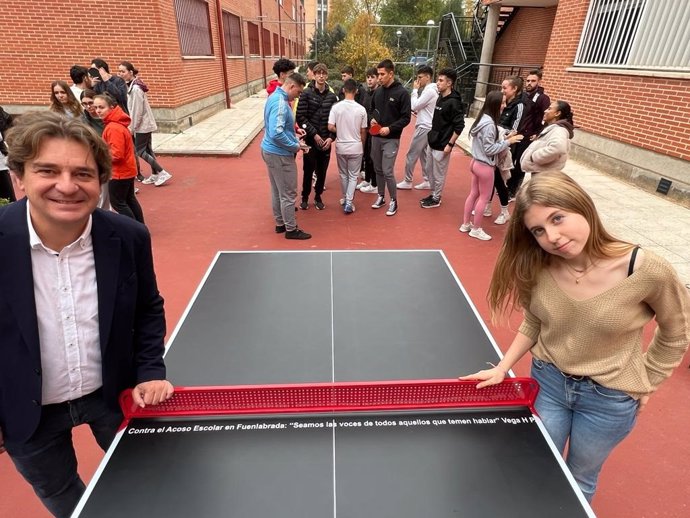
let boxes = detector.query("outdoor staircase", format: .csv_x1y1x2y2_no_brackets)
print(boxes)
497,5,518,38
434,2,521,113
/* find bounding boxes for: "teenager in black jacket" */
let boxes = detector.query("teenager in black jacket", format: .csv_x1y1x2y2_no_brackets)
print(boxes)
357,68,379,193
506,69,549,196
296,63,338,210
422,68,465,208
489,75,531,225
369,60,412,216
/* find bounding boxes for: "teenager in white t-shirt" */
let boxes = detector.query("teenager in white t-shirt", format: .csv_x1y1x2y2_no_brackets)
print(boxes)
327,79,368,214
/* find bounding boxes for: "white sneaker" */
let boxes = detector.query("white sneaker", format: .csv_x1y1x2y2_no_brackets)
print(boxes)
459,223,472,233
396,180,413,189
357,181,370,190
414,181,431,190
360,185,378,194
483,204,492,217
494,212,510,225
142,174,158,185
154,170,172,186
469,227,492,241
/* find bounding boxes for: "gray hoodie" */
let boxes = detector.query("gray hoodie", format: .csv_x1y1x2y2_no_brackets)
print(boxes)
470,114,510,166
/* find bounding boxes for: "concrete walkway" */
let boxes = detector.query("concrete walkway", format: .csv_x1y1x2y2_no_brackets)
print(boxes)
152,96,690,284
152,95,267,156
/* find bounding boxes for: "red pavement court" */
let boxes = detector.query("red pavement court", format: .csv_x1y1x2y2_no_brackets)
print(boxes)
1,124,689,518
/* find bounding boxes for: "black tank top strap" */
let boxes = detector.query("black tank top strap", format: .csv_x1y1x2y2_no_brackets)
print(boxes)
627,246,641,277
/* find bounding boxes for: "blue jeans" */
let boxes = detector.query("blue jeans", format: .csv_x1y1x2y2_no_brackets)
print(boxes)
531,358,639,502
5,389,123,518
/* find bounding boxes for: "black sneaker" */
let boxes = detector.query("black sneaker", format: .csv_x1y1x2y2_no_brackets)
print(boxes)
419,194,434,204
314,199,325,210
386,199,398,216
421,197,441,209
275,225,286,234
371,195,385,209
285,228,312,240
299,200,308,210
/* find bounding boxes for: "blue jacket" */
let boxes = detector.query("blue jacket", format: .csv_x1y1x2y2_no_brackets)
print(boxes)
261,87,300,156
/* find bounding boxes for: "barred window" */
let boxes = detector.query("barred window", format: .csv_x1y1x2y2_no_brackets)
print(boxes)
263,28,272,57
222,11,243,56
576,0,690,70
247,22,260,55
174,0,213,56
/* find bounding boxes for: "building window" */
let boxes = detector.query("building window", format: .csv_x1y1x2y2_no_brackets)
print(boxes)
247,22,260,55
576,0,690,70
273,33,280,57
263,28,272,57
174,0,213,56
222,11,243,56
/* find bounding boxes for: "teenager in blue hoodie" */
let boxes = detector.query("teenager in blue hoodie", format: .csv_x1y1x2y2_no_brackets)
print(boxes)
261,73,312,240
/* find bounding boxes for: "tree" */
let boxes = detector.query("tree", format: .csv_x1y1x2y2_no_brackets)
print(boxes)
328,0,358,31
308,25,347,69
379,0,441,56
330,0,387,31
335,14,392,77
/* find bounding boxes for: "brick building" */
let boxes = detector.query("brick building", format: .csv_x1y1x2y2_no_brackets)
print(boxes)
0,0,308,132
477,0,690,203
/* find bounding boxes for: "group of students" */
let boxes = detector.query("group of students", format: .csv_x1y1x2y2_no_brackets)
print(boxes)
262,60,578,244
46,58,173,223
462,73,575,241
261,58,469,239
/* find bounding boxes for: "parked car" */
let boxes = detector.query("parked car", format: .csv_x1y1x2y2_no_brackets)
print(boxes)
408,56,431,66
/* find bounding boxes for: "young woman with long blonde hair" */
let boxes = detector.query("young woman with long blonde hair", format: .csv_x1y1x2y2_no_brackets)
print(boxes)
461,171,690,502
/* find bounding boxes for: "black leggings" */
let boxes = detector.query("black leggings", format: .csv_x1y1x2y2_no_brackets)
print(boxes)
506,139,531,195
135,133,164,174
109,178,144,223
492,167,510,206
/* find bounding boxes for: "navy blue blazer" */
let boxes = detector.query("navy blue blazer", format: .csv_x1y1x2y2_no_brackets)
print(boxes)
0,199,167,445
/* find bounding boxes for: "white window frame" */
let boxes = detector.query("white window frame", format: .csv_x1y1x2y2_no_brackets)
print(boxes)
575,0,690,71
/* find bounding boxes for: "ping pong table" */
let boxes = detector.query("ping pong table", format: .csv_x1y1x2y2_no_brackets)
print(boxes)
72,251,596,517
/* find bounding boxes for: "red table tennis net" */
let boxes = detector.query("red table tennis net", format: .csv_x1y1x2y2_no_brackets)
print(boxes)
120,378,538,419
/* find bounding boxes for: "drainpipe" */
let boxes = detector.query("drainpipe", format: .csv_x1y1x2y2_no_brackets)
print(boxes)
474,4,499,100
259,0,267,88
241,17,251,97
215,0,232,108
278,3,283,56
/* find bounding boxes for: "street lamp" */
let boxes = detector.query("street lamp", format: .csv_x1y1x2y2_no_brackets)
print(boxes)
396,30,402,49
426,19,435,59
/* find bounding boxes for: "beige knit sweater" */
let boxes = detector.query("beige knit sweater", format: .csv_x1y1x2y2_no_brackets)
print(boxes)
519,251,690,398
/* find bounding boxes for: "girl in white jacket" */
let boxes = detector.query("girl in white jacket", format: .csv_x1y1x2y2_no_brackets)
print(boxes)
118,61,173,186
520,101,574,174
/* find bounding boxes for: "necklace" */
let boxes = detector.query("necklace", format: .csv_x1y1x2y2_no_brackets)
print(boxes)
562,261,596,284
